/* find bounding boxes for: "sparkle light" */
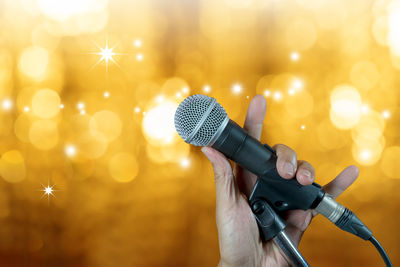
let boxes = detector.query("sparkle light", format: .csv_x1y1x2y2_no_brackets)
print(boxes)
80,110,86,115
203,85,211,93
40,180,57,204
361,104,370,114
156,95,165,103
24,106,30,112
292,79,303,90
134,107,141,113
104,91,110,98
136,53,143,61
60,103,64,109
2,99,13,110
176,92,182,98
181,87,189,94
290,52,300,61
301,124,306,130
273,91,282,101
382,110,391,119
288,88,295,95
77,102,85,110
180,158,190,168
232,83,242,94
133,39,142,47
65,145,77,157
98,44,115,64
264,90,271,97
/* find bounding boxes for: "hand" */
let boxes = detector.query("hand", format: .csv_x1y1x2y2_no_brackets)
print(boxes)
201,95,359,267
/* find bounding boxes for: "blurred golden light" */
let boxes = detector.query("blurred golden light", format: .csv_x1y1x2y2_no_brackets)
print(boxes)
350,61,380,91
388,2,400,56
31,89,61,119
90,110,122,142
285,18,317,51
65,145,77,157
290,52,300,61
181,86,190,94
18,46,49,81
133,39,142,47
380,146,400,179
109,152,139,183
273,91,282,101
136,53,144,61
352,140,384,166
60,103,65,109
134,107,141,113
77,102,85,110
292,79,303,90
23,106,30,112
382,110,391,119
179,158,191,169
264,90,271,97
77,131,108,159
14,114,32,143
2,99,13,111
80,110,86,115
232,83,242,94
361,104,370,114
203,85,211,93
301,125,306,130
288,88,295,95
175,92,182,98
0,150,26,183
330,84,362,129
142,99,178,145
351,111,385,145
29,120,59,150
103,91,110,98
38,0,108,21
285,90,314,118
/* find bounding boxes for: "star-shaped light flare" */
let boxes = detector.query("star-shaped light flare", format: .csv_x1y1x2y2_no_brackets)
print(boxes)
90,40,122,72
40,180,58,205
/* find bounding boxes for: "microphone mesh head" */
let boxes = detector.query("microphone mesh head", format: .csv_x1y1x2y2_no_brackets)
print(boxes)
174,94,228,146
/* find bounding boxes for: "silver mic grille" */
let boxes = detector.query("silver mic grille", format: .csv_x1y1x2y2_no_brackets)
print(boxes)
174,94,229,146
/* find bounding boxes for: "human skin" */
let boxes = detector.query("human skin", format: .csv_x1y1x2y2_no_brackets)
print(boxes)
201,95,359,267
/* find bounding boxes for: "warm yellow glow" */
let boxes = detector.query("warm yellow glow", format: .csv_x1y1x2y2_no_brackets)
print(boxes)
77,131,108,159
330,85,362,129
388,2,400,56
0,150,26,183
18,46,49,81
136,53,144,61
273,91,282,101
285,90,314,118
352,140,384,166
292,79,303,90
65,145,77,157
38,0,108,21
109,152,139,183
134,107,141,113
133,39,142,47
90,110,122,142
382,110,391,119
181,87,190,94
77,102,85,110
290,52,300,61
350,61,380,91
2,99,13,111
23,106,30,112
264,90,271,97
179,158,191,168
31,89,61,119
203,85,211,93
301,125,306,130
60,104,65,109
232,83,242,94
104,91,110,98
29,120,59,150
142,99,178,145
380,146,400,179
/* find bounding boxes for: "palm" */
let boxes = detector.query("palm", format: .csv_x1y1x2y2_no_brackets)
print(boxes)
201,95,359,267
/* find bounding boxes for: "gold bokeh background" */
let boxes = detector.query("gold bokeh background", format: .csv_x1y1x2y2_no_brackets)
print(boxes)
0,0,399,266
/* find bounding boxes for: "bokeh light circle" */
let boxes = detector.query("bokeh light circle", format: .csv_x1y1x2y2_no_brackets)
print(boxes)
18,46,49,81
330,85,362,129
29,120,59,150
90,110,122,142
32,89,61,119
0,150,26,183
109,152,139,183
380,146,400,179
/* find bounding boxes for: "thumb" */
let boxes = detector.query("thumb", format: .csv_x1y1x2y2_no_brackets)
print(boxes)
201,147,240,208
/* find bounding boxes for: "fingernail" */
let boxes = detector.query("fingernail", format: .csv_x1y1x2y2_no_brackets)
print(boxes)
201,147,211,161
301,170,312,182
283,162,295,176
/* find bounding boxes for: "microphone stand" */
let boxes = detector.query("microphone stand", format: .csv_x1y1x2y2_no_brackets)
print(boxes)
249,174,309,267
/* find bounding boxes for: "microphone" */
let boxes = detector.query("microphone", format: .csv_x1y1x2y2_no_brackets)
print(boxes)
174,94,392,267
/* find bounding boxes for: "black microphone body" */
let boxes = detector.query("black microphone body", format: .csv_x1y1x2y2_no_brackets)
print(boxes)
212,119,324,212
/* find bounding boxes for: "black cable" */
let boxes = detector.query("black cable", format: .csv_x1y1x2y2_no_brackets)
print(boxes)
369,236,393,267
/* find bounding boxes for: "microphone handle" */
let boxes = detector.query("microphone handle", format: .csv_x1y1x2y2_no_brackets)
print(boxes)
212,119,324,212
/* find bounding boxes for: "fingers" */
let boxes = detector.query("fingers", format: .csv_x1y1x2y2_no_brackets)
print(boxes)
201,147,240,205
243,95,267,140
273,144,297,179
323,165,359,198
235,95,267,196
296,160,315,185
